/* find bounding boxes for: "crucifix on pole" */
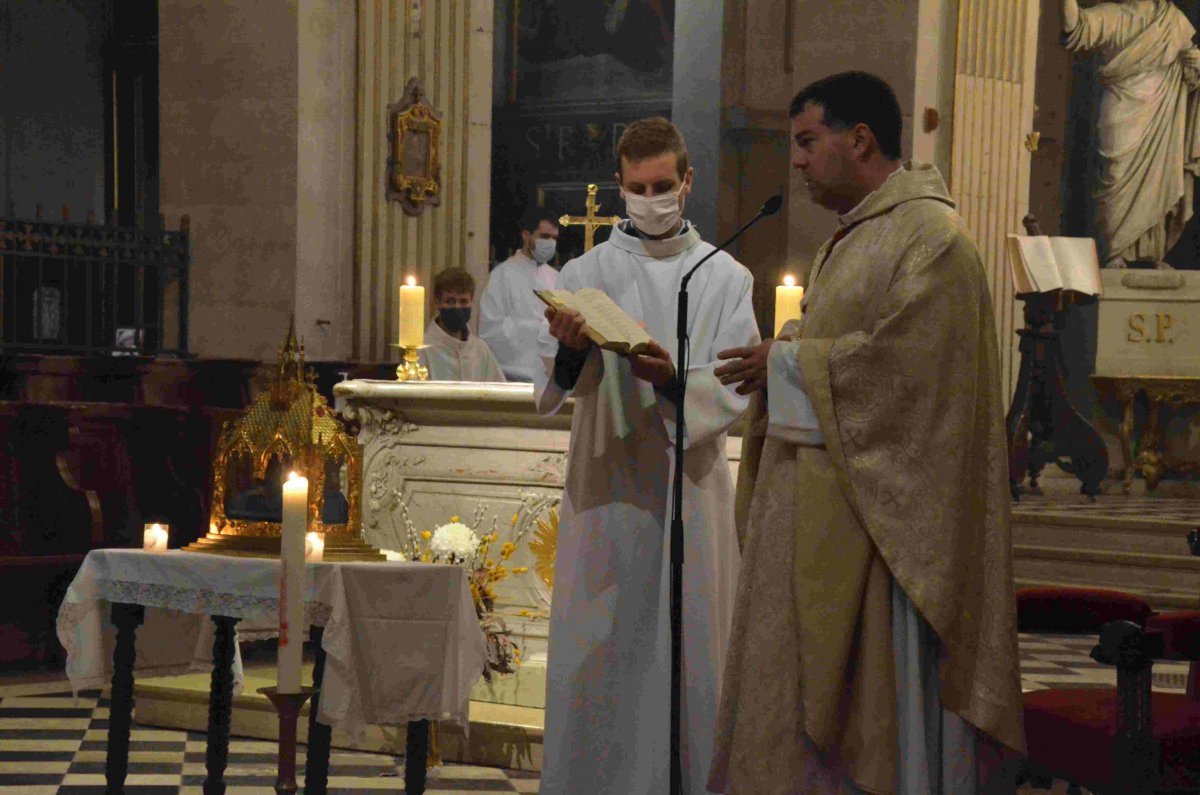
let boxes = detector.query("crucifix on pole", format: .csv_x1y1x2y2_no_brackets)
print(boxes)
558,184,621,252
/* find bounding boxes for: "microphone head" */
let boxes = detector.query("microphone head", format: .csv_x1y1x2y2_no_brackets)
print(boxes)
760,194,784,217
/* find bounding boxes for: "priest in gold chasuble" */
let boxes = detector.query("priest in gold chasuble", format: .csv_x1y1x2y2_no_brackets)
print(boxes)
710,72,1024,795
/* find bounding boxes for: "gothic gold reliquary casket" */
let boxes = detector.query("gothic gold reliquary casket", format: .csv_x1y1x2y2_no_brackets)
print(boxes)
184,325,383,560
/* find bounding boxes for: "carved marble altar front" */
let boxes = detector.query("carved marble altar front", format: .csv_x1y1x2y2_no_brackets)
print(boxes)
333,380,744,709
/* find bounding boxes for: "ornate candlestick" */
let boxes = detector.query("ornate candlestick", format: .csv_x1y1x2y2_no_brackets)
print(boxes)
391,344,429,382
258,685,315,794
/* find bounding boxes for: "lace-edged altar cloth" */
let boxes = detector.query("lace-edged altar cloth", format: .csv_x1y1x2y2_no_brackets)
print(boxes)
56,549,486,738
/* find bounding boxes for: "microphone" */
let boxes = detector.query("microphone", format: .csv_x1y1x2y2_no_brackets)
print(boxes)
667,191,781,795
681,193,783,288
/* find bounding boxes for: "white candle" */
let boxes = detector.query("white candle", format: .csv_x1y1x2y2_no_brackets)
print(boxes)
774,275,804,338
305,531,325,562
279,472,308,694
398,275,425,348
142,523,168,552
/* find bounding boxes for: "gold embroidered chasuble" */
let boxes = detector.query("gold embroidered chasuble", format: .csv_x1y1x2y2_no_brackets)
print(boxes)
717,162,1024,794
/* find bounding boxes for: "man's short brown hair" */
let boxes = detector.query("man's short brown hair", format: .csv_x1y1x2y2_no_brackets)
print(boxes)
432,267,475,300
616,117,689,179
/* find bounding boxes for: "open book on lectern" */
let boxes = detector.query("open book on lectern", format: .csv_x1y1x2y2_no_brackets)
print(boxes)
1006,234,1103,297
534,288,654,355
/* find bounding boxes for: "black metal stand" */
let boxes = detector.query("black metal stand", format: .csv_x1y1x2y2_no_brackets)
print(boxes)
669,196,780,794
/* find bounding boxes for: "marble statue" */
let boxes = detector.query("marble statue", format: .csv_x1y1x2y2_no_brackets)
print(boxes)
1060,0,1200,268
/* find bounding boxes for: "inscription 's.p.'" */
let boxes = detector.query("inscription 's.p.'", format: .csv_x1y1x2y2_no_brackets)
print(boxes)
1127,312,1176,344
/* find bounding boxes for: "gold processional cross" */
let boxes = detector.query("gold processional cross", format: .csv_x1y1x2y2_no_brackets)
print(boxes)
558,184,621,252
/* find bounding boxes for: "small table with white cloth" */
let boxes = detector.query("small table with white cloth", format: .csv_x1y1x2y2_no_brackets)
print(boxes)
56,549,487,794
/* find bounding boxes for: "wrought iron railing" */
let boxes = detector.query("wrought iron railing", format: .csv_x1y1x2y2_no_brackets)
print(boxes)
0,207,189,356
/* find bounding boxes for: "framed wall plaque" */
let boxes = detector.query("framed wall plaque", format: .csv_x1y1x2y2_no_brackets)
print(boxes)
387,77,442,216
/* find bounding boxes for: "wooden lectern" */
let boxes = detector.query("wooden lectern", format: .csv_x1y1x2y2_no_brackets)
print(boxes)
1005,215,1109,499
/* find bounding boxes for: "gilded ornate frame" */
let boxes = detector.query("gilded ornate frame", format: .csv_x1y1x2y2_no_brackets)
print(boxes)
387,77,442,216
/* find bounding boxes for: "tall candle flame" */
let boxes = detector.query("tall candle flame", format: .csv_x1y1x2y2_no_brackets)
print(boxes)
783,274,796,287
287,471,300,482
406,275,416,287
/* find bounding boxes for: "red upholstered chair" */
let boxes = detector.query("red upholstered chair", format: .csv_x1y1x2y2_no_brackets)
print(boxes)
1149,530,1200,701
1017,582,1200,794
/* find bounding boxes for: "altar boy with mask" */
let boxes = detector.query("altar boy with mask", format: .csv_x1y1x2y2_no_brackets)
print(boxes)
534,116,760,795
478,208,561,381
420,267,506,382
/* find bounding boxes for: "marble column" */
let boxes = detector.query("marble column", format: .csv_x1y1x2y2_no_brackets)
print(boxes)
354,0,494,362
159,0,356,361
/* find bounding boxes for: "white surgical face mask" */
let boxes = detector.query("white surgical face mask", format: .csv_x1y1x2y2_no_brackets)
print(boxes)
532,237,557,264
623,188,683,236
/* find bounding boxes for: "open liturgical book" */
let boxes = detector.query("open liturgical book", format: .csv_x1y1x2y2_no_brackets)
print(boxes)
535,288,655,355
1006,234,1103,297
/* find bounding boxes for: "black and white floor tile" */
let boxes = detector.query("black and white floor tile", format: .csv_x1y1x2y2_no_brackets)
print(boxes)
0,634,1188,794
0,683,538,794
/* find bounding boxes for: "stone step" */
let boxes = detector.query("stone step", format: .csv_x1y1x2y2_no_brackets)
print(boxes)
133,662,545,772
1015,544,1200,596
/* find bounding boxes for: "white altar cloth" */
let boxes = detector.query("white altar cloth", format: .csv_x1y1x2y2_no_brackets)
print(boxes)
56,549,486,738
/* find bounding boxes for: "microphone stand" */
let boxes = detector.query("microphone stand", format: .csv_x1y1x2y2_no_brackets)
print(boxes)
669,198,780,795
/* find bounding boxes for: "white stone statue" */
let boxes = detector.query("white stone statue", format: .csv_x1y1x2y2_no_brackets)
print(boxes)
1061,0,1200,268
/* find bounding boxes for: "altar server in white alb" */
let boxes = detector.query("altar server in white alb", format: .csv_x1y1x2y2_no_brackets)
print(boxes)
534,117,760,795
478,208,561,381
419,267,506,382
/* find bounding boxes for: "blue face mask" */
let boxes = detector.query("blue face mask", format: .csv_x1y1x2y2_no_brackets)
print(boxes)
438,306,471,334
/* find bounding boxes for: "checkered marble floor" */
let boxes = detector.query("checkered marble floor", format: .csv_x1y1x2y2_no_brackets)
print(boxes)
1020,631,1191,694
0,632,1189,794
0,681,538,794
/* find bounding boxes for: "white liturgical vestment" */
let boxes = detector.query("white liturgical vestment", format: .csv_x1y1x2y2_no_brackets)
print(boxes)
478,251,558,381
533,220,760,795
418,319,506,383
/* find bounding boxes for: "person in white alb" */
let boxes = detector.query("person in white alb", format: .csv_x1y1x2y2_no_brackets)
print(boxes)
478,208,561,381
534,117,759,795
419,267,506,383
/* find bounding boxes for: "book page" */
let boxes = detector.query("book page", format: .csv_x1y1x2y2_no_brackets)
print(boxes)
1048,237,1102,296
1012,235,1064,293
535,288,654,354
1006,235,1036,295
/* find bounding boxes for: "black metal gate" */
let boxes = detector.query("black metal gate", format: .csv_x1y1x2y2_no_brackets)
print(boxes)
0,208,189,356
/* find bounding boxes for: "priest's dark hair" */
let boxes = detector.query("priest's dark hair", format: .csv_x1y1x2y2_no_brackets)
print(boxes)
519,206,560,235
432,267,475,300
617,116,690,179
789,72,903,161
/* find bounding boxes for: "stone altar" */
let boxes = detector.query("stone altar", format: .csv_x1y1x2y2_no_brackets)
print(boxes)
332,379,745,710
1095,270,1200,491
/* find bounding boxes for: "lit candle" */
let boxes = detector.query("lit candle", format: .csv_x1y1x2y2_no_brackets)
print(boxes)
279,471,308,694
142,523,168,552
305,531,325,562
774,275,804,338
398,275,425,348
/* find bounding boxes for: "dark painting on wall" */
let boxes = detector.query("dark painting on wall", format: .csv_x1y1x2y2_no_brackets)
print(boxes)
511,0,675,106
490,0,676,266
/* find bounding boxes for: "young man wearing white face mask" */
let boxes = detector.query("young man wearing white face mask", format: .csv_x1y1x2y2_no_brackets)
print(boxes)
532,116,760,795
478,207,561,381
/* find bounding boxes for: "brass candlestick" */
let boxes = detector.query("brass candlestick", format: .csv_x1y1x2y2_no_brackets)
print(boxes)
392,344,429,382
258,686,315,794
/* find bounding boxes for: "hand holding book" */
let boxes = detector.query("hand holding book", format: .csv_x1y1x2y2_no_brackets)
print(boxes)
538,288,676,387
536,289,655,355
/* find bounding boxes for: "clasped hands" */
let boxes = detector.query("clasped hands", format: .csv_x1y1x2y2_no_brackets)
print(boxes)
545,307,676,388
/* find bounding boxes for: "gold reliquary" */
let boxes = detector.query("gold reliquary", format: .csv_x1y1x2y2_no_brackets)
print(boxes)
184,323,383,561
